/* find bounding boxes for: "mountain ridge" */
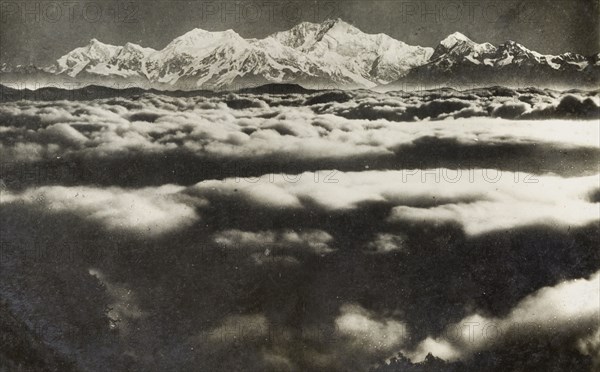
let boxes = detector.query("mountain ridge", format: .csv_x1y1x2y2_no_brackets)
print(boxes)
2,20,598,91
381,32,599,91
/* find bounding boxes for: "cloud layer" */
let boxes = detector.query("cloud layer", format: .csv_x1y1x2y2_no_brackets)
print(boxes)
0,88,598,371
1,88,598,190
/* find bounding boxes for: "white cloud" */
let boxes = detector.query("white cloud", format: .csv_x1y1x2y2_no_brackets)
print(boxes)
1,184,199,235
405,271,600,362
578,328,600,369
335,303,408,351
189,170,599,236
367,233,408,253
0,91,597,164
214,229,334,256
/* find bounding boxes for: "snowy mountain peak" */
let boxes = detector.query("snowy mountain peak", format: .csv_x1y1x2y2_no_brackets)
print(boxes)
500,41,541,57
155,27,249,67
431,32,497,63
440,32,472,48
46,19,437,88
52,39,123,76
37,20,599,90
85,39,119,52
504,40,524,47
270,19,356,49
171,28,243,44
123,42,141,49
271,22,322,48
321,18,359,33
382,30,600,92
88,38,112,47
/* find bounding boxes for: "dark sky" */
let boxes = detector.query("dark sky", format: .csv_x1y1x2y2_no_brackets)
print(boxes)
1,0,598,65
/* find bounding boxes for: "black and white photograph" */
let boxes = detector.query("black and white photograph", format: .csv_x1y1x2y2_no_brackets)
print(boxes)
0,0,599,371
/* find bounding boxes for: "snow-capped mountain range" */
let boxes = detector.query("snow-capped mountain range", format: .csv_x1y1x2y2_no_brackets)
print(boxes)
382,31,600,90
2,19,599,90
37,19,432,90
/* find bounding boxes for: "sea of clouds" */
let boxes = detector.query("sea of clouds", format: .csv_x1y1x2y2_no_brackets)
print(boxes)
0,87,599,371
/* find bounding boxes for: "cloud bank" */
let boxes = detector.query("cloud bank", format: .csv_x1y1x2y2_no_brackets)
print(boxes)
0,89,598,371
1,88,598,190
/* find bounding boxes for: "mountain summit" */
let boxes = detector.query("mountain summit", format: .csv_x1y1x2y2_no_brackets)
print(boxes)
4,22,599,90
49,39,156,78
381,32,599,90
40,19,433,90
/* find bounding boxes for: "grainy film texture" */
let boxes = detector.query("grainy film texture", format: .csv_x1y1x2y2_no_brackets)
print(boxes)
0,0,599,371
